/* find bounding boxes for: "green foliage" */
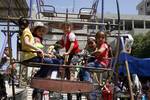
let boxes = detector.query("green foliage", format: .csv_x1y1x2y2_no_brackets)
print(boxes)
131,32,150,58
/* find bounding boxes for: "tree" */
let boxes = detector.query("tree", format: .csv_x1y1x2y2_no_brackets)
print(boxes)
131,32,150,58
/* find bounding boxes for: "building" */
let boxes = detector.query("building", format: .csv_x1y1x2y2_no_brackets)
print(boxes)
94,13,150,35
137,0,150,15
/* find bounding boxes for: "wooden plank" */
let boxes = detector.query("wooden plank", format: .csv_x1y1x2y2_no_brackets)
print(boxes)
30,78,94,93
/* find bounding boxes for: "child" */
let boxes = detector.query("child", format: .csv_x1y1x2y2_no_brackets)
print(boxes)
59,22,80,78
88,31,110,68
101,79,113,100
60,22,80,64
85,37,97,55
32,22,62,79
59,22,80,100
18,18,60,99
32,22,47,50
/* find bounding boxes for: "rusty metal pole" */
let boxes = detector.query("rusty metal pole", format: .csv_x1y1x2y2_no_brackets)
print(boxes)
125,60,134,100
7,18,16,100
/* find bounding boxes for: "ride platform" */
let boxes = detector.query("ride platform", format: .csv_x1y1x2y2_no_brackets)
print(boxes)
30,78,94,93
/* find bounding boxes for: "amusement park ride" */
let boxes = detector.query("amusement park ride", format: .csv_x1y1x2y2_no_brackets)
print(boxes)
0,0,136,100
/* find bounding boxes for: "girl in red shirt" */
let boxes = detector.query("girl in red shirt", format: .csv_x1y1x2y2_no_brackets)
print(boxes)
87,31,109,68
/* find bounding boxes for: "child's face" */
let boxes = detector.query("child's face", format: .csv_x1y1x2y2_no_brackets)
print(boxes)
36,31,43,38
36,27,46,37
96,34,105,44
4,48,10,56
63,25,71,33
87,40,96,49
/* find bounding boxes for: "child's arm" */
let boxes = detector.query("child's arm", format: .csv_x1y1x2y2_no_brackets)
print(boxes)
92,44,108,55
64,42,74,55
63,42,74,64
24,36,44,57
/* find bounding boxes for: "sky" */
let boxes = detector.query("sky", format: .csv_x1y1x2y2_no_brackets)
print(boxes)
0,0,142,59
43,0,141,15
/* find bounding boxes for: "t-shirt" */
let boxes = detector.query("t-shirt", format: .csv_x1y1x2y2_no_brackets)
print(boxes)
95,43,109,67
34,37,44,49
20,27,37,61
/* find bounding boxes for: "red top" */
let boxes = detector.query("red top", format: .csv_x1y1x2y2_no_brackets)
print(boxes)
95,42,109,67
61,32,80,54
102,83,113,100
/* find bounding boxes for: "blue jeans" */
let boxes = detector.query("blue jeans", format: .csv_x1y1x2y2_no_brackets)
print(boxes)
80,61,102,81
87,61,102,68
24,57,60,78
79,68,92,82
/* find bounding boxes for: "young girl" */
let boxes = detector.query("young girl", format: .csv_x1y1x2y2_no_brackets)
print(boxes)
88,31,109,68
32,22,61,77
32,22,46,50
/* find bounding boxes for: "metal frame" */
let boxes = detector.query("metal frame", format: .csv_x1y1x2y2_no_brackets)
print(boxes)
0,0,135,99
36,0,57,18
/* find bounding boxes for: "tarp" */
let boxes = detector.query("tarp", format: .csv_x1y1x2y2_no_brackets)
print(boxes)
118,52,150,77
0,35,7,62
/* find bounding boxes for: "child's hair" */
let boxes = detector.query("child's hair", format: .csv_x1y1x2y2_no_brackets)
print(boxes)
18,17,29,36
18,17,29,29
95,31,106,40
61,21,72,29
87,37,95,44
32,26,47,36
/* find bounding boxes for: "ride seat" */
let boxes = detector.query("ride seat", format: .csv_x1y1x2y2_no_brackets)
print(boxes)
78,0,99,19
78,8,95,19
37,0,57,18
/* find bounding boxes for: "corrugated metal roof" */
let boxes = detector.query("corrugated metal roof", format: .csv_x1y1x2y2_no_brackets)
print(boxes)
0,0,29,17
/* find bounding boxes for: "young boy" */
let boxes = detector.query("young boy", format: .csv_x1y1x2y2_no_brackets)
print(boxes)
60,22,80,64
59,22,80,100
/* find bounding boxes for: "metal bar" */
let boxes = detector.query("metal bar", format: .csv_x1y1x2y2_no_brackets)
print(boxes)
101,0,104,23
0,24,17,26
7,0,15,99
125,60,134,100
116,0,134,99
0,17,107,25
18,62,112,72
29,0,33,18
7,21,16,100
100,0,105,31
1,30,19,33
113,0,121,99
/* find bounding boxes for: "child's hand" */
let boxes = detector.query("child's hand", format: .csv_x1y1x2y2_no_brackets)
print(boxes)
37,49,44,58
64,55,69,64
91,50,99,56
63,52,69,56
